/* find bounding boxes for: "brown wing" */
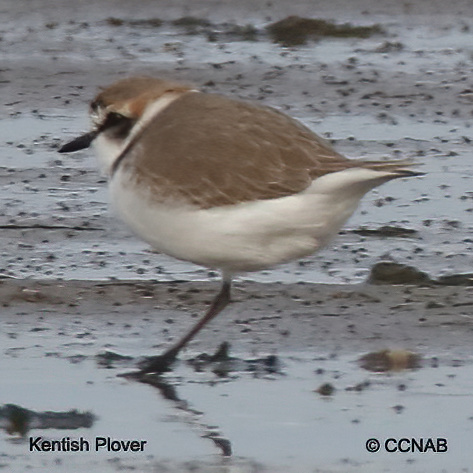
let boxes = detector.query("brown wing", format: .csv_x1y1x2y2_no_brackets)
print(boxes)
119,92,355,208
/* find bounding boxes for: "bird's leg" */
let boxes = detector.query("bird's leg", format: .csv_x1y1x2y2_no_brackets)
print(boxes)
139,279,232,374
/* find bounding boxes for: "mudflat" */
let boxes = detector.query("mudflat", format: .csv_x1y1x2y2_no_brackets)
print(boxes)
1,0,472,472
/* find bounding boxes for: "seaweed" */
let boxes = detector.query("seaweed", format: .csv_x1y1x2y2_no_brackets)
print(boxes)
267,16,383,46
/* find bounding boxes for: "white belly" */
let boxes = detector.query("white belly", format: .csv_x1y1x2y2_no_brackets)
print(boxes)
108,167,381,276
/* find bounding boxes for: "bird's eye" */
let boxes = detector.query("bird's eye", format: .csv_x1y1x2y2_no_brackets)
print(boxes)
99,112,129,131
98,112,135,140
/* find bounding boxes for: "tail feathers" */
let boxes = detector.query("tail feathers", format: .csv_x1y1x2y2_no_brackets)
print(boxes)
359,159,424,179
390,169,425,178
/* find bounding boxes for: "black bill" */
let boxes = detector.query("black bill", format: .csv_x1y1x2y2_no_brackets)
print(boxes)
58,130,98,153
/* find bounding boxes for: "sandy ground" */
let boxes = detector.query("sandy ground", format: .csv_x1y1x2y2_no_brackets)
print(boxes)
1,0,473,472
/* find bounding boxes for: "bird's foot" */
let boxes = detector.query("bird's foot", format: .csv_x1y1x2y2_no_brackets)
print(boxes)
137,350,178,374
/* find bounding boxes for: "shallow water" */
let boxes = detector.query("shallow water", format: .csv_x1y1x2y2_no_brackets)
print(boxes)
2,351,472,472
2,1,473,472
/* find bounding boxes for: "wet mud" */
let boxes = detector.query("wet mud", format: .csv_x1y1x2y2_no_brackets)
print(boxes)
1,0,473,471
2,279,473,471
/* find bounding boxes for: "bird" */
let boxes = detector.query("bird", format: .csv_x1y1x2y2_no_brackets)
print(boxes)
59,76,421,374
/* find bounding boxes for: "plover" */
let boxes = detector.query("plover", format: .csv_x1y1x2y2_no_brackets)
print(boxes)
59,76,421,373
